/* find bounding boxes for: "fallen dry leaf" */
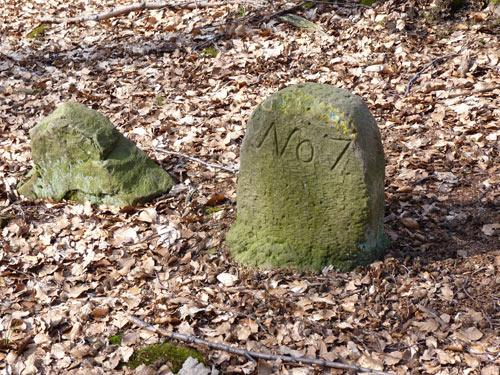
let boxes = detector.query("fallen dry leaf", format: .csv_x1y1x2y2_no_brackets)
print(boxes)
481,365,499,375
482,223,500,236
401,217,420,230
413,319,439,333
358,354,384,371
216,272,238,287
455,327,484,342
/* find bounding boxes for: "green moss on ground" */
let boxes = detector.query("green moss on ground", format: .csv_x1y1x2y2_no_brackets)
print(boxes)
237,5,247,17
126,342,204,373
205,206,224,215
155,95,166,107
201,45,219,58
26,23,49,39
108,334,123,346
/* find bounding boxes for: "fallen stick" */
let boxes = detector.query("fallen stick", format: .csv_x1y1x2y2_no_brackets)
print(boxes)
442,84,500,99
128,315,393,374
156,147,238,173
405,53,458,96
41,1,216,24
0,52,17,61
416,304,447,329
194,1,309,49
261,1,309,22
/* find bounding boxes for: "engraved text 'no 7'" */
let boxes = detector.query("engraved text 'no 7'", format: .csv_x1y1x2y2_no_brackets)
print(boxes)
256,122,351,171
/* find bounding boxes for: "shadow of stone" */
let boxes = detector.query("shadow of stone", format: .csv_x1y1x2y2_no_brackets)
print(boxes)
384,190,499,265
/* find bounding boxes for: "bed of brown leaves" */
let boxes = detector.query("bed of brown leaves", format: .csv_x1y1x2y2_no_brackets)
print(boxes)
1,0,499,374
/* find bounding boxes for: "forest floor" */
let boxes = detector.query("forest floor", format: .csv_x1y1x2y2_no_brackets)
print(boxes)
1,0,499,374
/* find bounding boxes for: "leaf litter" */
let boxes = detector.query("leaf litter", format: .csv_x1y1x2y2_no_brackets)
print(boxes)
1,0,499,373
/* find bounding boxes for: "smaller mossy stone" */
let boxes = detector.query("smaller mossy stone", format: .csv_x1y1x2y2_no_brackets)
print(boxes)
227,83,387,272
127,342,204,372
18,102,173,207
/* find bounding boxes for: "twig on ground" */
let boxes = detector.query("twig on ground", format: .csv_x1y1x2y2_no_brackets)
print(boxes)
416,304,447,329
194,32,226,50
260,1,309,22
405,53,459,96
441,84,500,99
194,1,309,49
311,0,371,7
128,316,393,374
0,52,17,61
41,1,217,24
156,148,238,173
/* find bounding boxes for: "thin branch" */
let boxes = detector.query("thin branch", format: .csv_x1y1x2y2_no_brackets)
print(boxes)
310,0,371,7
194,1,310,50
41,1,217,24
0,52,17,62
260,1,309,22
442,84,500,99
416,304,447,329
405,53,459,96
128,316,393,374
156,147,238,173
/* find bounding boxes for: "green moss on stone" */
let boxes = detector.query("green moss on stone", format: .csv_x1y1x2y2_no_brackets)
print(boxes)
127,342,204,372
227,83,386,272
18,102,173,207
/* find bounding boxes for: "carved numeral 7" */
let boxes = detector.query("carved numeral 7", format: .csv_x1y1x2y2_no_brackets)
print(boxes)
327,138,351,171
